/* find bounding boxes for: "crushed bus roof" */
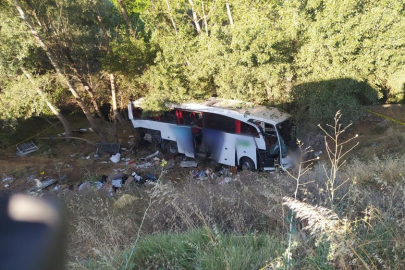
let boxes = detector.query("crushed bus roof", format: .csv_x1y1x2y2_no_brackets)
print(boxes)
132,98,290,125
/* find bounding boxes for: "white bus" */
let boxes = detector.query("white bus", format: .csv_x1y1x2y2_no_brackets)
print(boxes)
128,98,293,170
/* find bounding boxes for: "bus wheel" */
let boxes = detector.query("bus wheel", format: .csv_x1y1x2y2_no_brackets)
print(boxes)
166,141,179,155
240,157,255,171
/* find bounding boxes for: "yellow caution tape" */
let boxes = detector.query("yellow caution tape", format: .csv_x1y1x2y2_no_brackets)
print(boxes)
0,111,76,152
365,109,405,126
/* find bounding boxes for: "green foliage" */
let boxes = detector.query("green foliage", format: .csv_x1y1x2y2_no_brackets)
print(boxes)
0,75,47,124
292,78,379,124
2,0,405,124
113,228,284,270
136,0,405,118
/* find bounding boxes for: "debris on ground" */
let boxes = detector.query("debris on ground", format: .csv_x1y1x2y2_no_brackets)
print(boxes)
146,173,157,181
73,128,88,133
230,167,238,175
112,178,123,188
218,167,230,176
131,172,144,182
180,160,198,168
219,177,233,184
16,141,39,156
165,159,175,169
191,170,207,180
126,160,135,165
110,153,121,163
135,162,154,169
96,143,120,155
2,174,14,182
95,181,104,190
141,150,159,160
77,182,90,192
28,178,58,192
314,150,323,157
113,194,139,209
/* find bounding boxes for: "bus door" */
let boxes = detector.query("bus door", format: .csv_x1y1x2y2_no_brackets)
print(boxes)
170,109,194,157
202,112,237,167
252,120,285,168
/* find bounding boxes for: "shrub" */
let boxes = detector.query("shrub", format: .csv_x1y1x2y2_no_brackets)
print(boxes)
291,78,379,127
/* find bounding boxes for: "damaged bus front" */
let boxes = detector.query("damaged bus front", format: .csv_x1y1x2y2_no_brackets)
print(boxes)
128,98,293,170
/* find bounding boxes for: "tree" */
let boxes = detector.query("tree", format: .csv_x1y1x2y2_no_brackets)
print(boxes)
0,2,71,136
11,0,105,140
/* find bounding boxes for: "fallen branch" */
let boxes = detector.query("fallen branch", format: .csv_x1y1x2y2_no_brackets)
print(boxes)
37,136,96,146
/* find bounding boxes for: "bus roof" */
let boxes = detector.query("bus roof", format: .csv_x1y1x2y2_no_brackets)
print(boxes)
132,98,290,125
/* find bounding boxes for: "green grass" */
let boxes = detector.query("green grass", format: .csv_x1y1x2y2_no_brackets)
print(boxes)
132,228,285,270
78,228,286,270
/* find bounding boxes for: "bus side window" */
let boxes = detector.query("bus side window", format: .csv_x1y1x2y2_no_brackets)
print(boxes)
161,110,176,123
204,112,236,133
133,108,142,119
240,121,259,137
182,111,194,125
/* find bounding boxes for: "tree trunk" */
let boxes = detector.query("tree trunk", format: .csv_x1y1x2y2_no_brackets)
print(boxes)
97,14,125,124
201,0,208,35
22,68,72,137
110,73,125,123
165,0,178,34
63,48,105,121
96,15,112,53
188,0,201,35
225,0,234,27
82,83,105,121
117,0,136,38
12,0,106,141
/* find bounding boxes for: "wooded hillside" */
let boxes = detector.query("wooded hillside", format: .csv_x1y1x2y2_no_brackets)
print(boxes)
1,0,404,133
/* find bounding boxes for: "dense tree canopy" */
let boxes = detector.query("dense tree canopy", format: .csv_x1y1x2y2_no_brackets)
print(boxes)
1,0,404,131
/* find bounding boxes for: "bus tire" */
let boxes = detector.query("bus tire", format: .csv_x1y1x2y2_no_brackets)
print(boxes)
240,157,255,171
165,141,179,155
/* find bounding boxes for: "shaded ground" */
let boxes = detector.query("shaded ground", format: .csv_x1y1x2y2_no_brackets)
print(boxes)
0,105,404,194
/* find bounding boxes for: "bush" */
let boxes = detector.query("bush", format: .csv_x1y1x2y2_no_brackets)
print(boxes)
292,78,379,126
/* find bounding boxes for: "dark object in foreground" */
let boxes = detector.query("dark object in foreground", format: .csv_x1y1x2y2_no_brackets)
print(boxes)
0,194,66,270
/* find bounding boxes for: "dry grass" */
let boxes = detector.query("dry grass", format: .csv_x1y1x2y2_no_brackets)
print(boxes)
64,152,405,269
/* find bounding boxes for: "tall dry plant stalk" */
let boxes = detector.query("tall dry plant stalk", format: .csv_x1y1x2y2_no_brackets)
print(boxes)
280,111,374,269
318,111,359,207
282,141,319,268
282,197,374,269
